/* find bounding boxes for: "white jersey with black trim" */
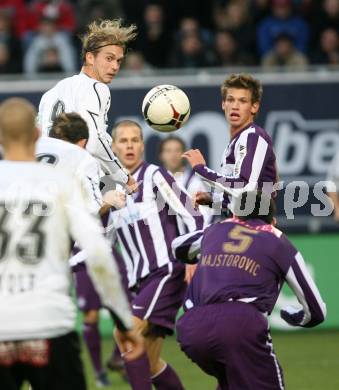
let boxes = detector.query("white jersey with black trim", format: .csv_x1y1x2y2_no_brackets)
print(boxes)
38,72,129,185
0,161,132,341
36,137,103,215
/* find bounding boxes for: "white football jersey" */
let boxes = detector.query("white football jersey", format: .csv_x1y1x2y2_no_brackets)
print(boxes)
36,137,103,214
0,161,132,341
38,72,129,185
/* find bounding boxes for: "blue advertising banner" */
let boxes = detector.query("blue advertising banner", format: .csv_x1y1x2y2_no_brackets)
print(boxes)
1,73,339,231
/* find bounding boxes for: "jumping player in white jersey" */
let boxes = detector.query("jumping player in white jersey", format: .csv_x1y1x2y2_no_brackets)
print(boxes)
0,98,143,390
38,19,137,190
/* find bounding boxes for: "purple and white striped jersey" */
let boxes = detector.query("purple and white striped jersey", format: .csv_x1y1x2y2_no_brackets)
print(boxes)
108,161,204,288
172,218,326,328
193,123,278,210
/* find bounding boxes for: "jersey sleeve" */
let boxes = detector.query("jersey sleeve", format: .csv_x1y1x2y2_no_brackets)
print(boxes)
193,132,270,198
276,236,326,328
77,82,129,185
171,229,206,263
63,176,132,330
185,175,213,226
153,167,204,233
77,154,103,215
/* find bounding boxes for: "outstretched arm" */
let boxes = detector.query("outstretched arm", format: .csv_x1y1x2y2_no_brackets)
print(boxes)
183,132,271,198
172,229,205,263
282,251,326,328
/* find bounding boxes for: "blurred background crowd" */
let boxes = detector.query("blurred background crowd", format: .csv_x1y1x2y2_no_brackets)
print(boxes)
0,0,339,75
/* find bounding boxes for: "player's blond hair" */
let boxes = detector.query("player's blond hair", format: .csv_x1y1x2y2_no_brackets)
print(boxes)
81,19,137,62
111,120,143,142
221,73,263,104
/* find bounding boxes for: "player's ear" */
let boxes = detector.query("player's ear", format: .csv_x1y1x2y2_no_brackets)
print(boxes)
85,52,95,66
221,99,226,111
76,139,87,149
251,102,259,116
34,127,41,142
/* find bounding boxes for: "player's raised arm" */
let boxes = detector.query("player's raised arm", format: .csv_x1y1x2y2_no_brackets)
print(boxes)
153,167,204,232
172,229,205,264
184,130,271,199
278,238,326,328
183,74,277,214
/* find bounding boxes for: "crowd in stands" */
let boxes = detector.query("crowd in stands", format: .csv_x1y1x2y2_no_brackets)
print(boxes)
0,0,339,75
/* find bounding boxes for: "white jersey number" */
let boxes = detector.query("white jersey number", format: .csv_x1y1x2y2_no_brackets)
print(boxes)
0,202,47,264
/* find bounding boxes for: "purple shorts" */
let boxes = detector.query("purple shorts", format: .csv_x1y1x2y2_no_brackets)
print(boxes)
176,302,285,390
73,247,132,312
132,262,186,335
74,265,102,312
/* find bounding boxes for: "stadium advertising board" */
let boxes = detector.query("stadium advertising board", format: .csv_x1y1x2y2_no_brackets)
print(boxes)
1,73,338,330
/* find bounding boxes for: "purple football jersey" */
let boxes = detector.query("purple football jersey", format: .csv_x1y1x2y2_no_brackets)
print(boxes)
173,217,326,328
193,123,278,209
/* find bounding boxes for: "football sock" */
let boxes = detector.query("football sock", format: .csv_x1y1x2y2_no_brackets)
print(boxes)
124,352,152,390
151,363,185,390
83,322,102,375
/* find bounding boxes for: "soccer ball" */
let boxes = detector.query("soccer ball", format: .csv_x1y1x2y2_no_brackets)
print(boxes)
142,85,190,132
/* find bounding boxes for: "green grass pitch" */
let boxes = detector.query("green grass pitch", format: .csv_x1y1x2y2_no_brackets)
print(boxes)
82,330,339,390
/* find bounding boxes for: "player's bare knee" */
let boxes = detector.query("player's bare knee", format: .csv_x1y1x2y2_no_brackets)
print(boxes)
84,310,99,324
132,315,149,336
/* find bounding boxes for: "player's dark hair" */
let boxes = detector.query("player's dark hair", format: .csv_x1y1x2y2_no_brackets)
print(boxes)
158,136,186,157
221,73,263,104
236,191,276,224
49,112,89,144
111,120,143,141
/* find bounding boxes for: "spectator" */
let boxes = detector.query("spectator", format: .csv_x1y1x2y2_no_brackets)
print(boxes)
0,0,27,38
37,46,63,72
214,30,255,66
24,16,76,74
213,0,256,58
257,0,310,56
0,11,22,73
261,32,309,68
0,41,10,73
76,0,124,32
26,0,76,35
122,51,152,72
176,17,213,47
171,32,215,68
312,28,339,65
135,3,171,68
250,0,271,24
312,0,339,43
